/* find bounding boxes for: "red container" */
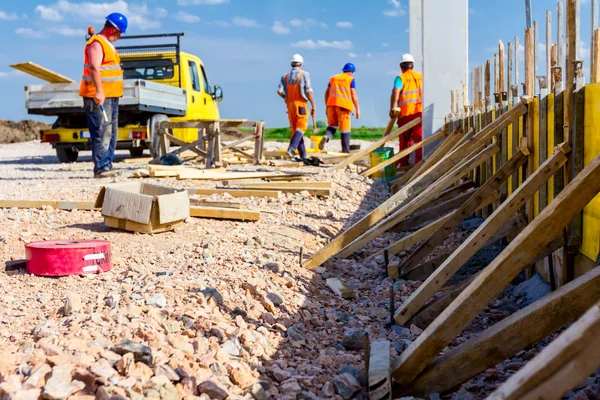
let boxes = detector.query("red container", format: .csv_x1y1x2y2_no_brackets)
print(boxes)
25,240,111,276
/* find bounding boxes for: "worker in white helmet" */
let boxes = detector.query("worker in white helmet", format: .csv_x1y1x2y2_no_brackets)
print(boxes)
390,53,423,167
277,54,316,159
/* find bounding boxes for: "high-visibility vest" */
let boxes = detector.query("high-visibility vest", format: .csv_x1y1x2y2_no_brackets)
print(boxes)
285,71,307,105
327,73,354,113
398,70,423,117
79,34,123,98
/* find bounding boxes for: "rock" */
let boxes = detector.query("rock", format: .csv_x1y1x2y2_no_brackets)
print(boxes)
90,359,116,379
339,366,367,387
37,294,52,304
460,218,485,230
200,287,224,305
286,326,305,342
0,375,22,395
104,292,120,308
341,329,365,351
451,388,476,400
229,364,255,388
244,238,255,246
484,368,499,381
111,339,153,365
13,389,43,400
23,363,52,389
261,298,276,314
374,255,384,264
62,294,81,316
321,381,335,397
569,392,590,400
222,338,241,357
156,364,180,381
266,292,284,306
197,380,228,400
264,262,280,273
232,307,247,317
280,380,302,395
333,373,361,400
248,382,267,400
43,364,74,400
392,325,413,339
410,324,423,335
146,293,167,308
393,339,413,354
272,367,291,382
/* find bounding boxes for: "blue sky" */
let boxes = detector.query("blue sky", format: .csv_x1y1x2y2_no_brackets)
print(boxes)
0,0,595,128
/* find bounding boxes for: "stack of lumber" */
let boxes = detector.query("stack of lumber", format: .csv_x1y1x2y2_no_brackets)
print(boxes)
132,164,309,181
222,181,334,197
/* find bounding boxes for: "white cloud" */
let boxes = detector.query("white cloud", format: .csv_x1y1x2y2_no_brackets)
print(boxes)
0,10,18,20
290,18,327,28
174,11,200,23
232,16,259,28
348,52,358,58
382,42,389,48
35,5,63,21
15,27,45,38
272,21,290,35
383,0,406,17
177,0,229,4
50,26,86,37
211,20,230,27
0,72,10,78
336,21,353,28
292,40,352,50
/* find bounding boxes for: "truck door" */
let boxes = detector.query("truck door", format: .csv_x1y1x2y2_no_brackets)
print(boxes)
187,60,219,121
199,64,220,120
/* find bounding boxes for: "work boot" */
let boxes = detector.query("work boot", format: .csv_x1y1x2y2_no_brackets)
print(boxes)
318,136,330,151
285,149,295,159
94,170,119,179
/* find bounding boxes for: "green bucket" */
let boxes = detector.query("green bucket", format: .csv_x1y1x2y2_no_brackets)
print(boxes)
369,147,396,184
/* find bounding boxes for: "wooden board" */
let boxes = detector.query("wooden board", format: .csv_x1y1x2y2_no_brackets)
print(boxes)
394,146,569,326
0,200,97,210
178,170,307,181
398,150,526,274
187,188,282,199
9,62,74,83
391,147,600,388
238,181,333,189
189,206,260,221
224,186,332,197
326,278,355,300
405,267,600,397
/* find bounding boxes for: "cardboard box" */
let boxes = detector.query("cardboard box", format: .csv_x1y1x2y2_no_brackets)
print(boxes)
95,182,190,233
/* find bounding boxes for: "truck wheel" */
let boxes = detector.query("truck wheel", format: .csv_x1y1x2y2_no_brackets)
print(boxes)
56,147,79,163
129,147,145,158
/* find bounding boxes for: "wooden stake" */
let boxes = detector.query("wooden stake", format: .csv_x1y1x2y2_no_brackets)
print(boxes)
534,20,540,94
525,28,535,97
515,36,520,99
499,41,505,94
394,145,569,326
525,27,536,224
547,10,552,87
405,267,600,396
391,144,600,388
593,29,600,83
485,60,491,111
508,42,513,105
368,341,392,400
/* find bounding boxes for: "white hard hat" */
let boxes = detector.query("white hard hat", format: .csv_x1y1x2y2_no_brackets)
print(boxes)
291,54,304,64
401,53,415,64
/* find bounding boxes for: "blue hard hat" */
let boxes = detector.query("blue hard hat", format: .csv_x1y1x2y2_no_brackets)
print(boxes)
342,62,356,72
106,12,128,34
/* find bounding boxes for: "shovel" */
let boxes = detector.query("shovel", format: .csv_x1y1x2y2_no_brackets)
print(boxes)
312,115,319,134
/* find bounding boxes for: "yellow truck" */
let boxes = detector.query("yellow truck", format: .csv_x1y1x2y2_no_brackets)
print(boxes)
20,33,222,162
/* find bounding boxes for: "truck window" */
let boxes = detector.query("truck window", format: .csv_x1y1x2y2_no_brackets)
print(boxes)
188,61,201,92
200,65,212,95
123,66,174,80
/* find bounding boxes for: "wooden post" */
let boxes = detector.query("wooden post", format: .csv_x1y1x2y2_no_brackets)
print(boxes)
494,53,499,104
551,43,558,90
534,20,540,94
508,42,514,106
547,11,552,88
524,27,536,224
557,2,565,92
593,29,600,83
392,147,600,388
592,0,599,82
515,36,520,100
499,41,505,95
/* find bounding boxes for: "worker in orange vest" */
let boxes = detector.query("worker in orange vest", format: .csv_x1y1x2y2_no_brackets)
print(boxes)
277,54,316,159
390,54,423,167
319,63,360,153
79,13,127,178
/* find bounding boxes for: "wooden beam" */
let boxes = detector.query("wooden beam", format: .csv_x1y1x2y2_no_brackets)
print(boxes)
404,266,600,396
394,145,569,326
189,206,260,221
525,28,535,96
237,181,332,189
397,149,527,281
0,200,97,210
390,160,424,192
407,132,463,185
178,171,307,181
368,341,392,400
332,115,417,171
593,29,600,83
187,188,282,199
361,131,445,177
401,251,452,282
339,143,499,259
391,145,600,388
490,300,600,400
498,41,505,94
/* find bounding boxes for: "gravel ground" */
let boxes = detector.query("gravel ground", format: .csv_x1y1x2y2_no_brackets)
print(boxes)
0,141,597,400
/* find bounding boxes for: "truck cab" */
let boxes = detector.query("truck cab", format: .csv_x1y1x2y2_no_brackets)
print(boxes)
37,33,222,162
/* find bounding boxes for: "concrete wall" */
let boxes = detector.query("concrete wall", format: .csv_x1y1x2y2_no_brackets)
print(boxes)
410,0,469,149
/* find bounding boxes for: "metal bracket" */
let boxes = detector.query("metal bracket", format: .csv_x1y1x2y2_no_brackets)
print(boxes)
537,76,548,89
551,66,563,83
511,85,519,98
493,93,501,104
501,92,508,102
574,60,584,77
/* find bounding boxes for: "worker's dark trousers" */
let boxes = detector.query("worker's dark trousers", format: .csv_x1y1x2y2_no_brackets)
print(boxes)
324,127,351,154
84,97,119,174
288,130,307,158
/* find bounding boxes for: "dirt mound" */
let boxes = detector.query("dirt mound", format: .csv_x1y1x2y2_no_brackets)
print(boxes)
0,120,51,144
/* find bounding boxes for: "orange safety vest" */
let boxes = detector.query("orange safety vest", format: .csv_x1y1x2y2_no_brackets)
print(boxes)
79,34,123,98
327,73,354,113
285,71,307,105
398,70,423,118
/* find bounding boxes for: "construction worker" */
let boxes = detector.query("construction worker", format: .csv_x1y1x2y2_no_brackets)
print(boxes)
79,13,128,178
277,54,316,159
390,53,423,167
319,63,360,153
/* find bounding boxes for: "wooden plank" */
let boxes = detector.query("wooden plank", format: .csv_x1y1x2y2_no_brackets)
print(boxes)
333,117,421,170
360,131,446,177
391,145,600,388
539,91,549,211
490,300,600,400
405,267,600,397
390,160,424,192
326,278,355,300
398,149,527,275
178,171,306,181
394,145,569,326
554,90,565,197
407,133,462,185
123,157,153,164
368,341,392,400
338,143,499,259
188,188,282,199
0,200,97,210
228,186,331,197
189,206,260,221
9,61,74,83
238,181,332,189
593,29,600,83
402,251,452,282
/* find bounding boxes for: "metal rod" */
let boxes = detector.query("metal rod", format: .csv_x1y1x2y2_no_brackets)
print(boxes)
526,0,533,28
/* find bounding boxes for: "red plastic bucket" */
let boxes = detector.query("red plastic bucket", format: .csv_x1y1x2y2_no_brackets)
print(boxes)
25,240,111,276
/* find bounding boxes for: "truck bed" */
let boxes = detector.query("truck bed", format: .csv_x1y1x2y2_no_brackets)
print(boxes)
25,79,187,117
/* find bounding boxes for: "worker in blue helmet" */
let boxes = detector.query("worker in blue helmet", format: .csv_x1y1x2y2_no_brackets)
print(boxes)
320,63,360,153
78,12,128,178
